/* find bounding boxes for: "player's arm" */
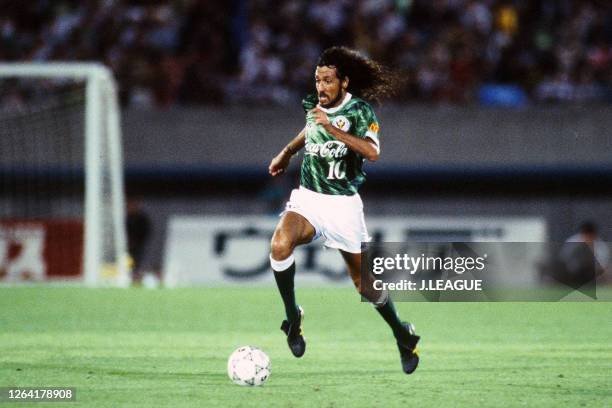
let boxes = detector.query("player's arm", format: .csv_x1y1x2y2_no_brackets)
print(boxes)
311,108,379,162
269,128,306,176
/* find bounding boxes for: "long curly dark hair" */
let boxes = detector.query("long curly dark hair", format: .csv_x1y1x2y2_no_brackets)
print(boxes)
316,46,403,104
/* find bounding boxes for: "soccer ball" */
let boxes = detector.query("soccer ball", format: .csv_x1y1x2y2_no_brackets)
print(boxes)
227,346,271,386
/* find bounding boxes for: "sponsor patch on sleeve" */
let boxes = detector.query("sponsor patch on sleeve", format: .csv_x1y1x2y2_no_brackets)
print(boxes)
369,122,379,133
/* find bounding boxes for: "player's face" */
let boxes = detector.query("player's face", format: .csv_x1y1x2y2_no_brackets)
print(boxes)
315,66,347,108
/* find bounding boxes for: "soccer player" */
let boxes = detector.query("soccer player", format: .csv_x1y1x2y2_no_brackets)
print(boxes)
268,47,420,374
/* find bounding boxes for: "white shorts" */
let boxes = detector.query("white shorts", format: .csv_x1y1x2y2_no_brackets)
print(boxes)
282,186,370,253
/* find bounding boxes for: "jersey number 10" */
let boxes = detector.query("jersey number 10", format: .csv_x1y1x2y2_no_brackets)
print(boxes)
326,160,346,180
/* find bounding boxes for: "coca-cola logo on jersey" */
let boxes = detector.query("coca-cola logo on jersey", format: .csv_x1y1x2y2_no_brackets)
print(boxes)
304,141,348,159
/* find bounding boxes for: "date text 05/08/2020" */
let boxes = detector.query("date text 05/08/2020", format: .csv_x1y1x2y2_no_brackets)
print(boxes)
373,279,483,291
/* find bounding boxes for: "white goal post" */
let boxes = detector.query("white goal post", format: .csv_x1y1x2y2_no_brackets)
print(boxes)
0,63,130,287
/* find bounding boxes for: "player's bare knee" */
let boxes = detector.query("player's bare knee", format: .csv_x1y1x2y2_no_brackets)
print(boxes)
270,234,294,261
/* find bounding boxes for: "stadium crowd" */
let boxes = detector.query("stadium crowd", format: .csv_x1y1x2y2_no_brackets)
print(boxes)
1,0,610,107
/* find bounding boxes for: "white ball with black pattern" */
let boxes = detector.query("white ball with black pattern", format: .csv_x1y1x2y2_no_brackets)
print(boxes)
227,346,271,386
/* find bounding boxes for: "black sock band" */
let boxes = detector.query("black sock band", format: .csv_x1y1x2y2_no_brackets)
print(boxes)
375,297,404,337
273,261,299,323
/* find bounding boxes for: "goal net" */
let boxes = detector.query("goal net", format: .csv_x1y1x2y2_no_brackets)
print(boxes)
0,63,130,287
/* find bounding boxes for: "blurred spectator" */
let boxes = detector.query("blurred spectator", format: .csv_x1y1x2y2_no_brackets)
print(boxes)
126,197,151,280
561,221,610,278
0,0,610,107
540,221,610,287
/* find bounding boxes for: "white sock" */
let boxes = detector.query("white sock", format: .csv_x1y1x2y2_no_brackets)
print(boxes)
270,254,295,272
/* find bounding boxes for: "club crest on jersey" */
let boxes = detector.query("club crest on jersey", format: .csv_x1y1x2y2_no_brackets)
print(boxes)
332,115,350,131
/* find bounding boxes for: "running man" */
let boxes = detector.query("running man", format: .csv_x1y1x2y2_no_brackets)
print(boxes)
268,46,420,374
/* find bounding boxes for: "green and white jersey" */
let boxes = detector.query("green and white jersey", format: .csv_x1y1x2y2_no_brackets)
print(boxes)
300,92,380,196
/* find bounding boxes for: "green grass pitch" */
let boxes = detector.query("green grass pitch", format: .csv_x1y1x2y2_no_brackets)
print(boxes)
1,287,611,407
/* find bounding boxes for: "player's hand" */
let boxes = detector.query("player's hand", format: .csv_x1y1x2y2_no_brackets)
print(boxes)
269,150,292,176
311,107,330,126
